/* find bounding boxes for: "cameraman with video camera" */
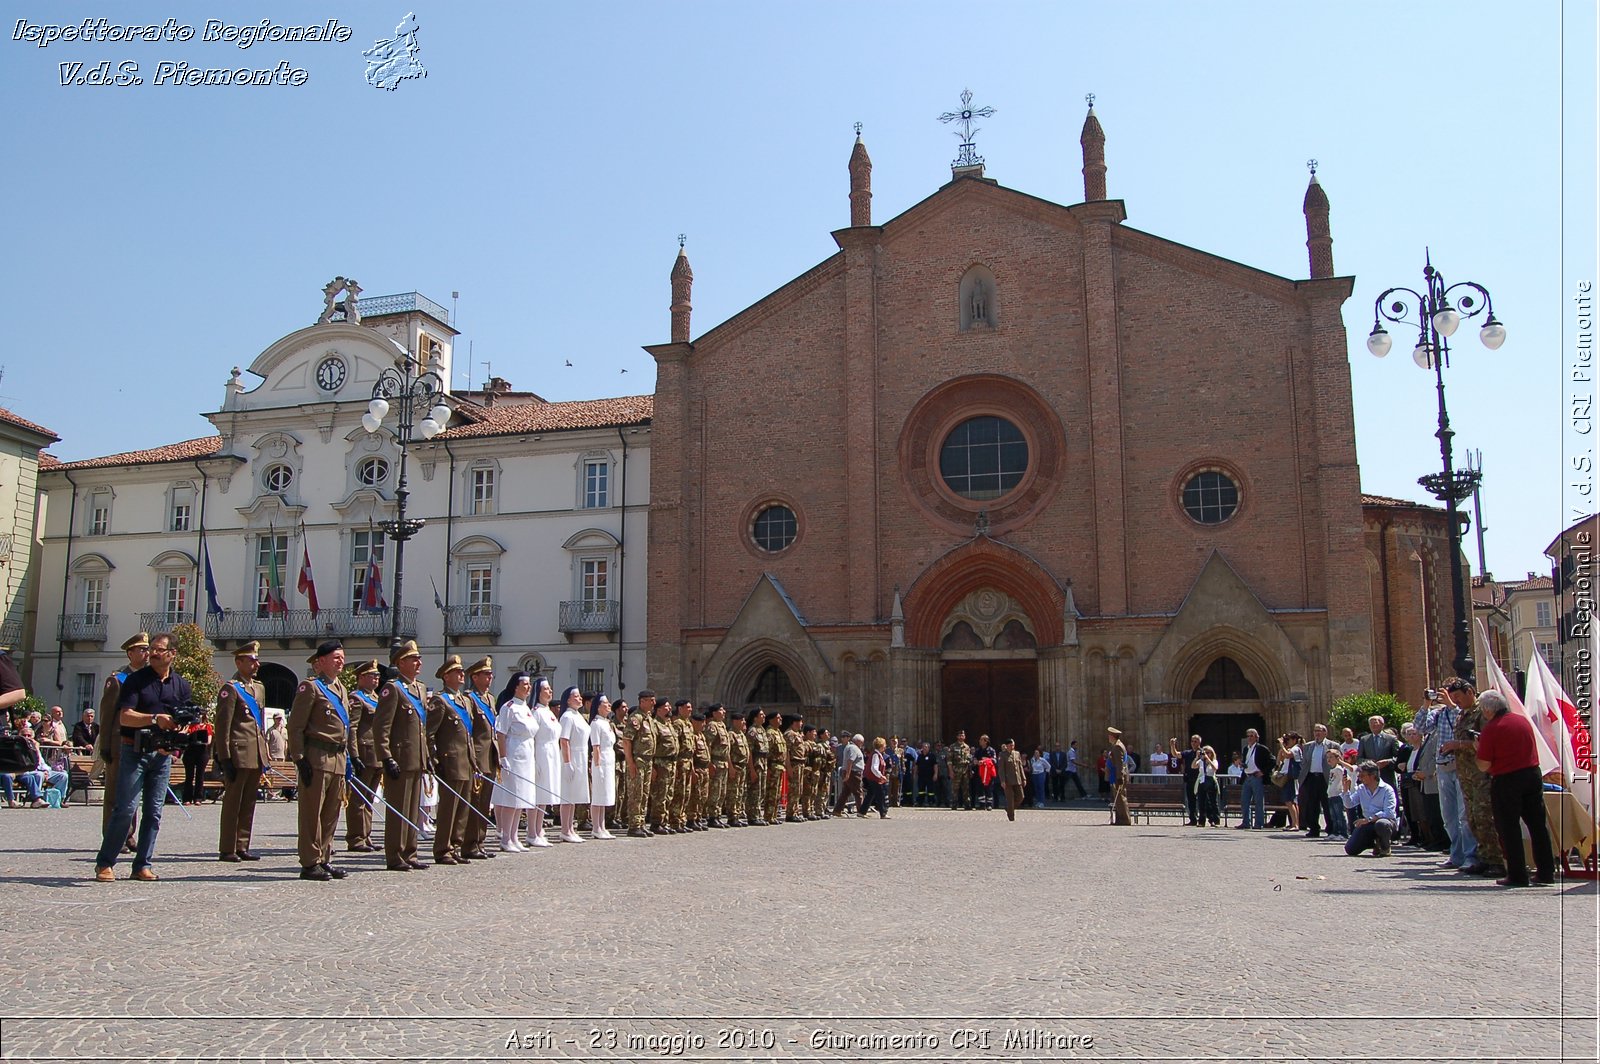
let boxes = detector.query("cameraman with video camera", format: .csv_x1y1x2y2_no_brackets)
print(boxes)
93,631,192,882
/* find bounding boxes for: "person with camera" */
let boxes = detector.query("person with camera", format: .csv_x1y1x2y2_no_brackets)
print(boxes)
93,632,191,882
1340,759,1399,858
287,640,352,882
213,642,270,863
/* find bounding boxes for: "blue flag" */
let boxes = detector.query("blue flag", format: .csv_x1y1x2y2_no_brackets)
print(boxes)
203,542,225,616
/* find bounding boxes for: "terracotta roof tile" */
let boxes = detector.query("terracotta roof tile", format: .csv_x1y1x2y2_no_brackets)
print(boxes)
38,452,62,470
439,395,652,439
0,406,60,442
1361,492,1443,511
49,436,226,471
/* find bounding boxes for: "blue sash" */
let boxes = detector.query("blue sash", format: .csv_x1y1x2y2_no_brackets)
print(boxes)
231,681,265,730
312,678,351,729
350,690,378,716
397,683,426,723
443,690,474,734
468,690,496,730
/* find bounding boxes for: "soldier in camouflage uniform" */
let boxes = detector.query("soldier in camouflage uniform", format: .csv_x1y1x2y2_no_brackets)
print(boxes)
1451,689,1505,875
622,692,657,838
705,703,731,828
648,696,679,833
946,730,974,809
726,710,750,826
797,724,818,821
765,713,789,824
816,729,837,818
670,700,695,831
746,709,770,825
782,714,806,822
689,712,711,830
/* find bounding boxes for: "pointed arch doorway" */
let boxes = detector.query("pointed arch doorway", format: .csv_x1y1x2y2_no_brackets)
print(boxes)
936,589,1040,749
1185,656,1266,758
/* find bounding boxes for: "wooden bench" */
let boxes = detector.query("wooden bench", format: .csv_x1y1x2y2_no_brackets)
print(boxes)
1124,775,1190,823
1220,777,1289,825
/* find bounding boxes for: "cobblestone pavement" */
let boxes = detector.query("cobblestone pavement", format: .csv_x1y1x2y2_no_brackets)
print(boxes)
0,797,1594,1063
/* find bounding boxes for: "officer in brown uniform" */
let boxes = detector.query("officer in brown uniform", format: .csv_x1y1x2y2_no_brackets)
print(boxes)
426,655,479,865
99,632,150,849
704,703,731,828
622,690,657,837
343,659,383,852
671,700,696,832
746,709,769,825
213,641,270,862
287,640,351,881
783,715,806,822
726,710,750,826
375,640,430,870
461,657,500,860
999,739,1027,821
765,713,788,824
649,696,679,833
689,712,711,830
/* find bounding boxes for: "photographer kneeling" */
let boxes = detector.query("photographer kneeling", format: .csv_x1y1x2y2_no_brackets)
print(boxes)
94,632,193,882
1340,760,1398,859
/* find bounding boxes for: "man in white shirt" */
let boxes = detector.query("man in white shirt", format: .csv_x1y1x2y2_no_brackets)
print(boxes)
1148,747,1170,775
1237,728,1271,829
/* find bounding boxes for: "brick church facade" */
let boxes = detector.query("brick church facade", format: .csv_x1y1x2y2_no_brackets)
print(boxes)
646,104,1373,756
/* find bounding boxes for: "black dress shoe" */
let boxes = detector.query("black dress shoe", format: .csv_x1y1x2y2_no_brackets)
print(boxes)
219,852,242,863
407,859,429,869
300,866,332,881
1495,877,1532,888
466,849,495,859
348,843,375,853
320,863,348,879
237,850,261,862
386,863,412,872
435,854,460,865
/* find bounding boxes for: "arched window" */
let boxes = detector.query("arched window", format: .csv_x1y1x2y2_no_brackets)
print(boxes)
747,664,800,705
1191,657,1259,700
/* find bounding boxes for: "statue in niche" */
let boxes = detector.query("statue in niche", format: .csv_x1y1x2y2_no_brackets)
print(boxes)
970,281,988,324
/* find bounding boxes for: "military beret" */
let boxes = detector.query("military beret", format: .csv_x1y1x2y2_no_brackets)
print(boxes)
307,639,343,664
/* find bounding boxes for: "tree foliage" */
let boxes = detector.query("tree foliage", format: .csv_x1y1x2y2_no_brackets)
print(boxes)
1329,690,1414,736
169,622,223,712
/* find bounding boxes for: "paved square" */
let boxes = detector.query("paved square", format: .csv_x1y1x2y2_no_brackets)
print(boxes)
0,798,1594,1062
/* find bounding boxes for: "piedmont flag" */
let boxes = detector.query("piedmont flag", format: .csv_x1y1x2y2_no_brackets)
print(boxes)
1525,639,1594,781
203,543,225,616
1475,618,1559,775
358,557,388,614
297,538,320,619
264,529,287,615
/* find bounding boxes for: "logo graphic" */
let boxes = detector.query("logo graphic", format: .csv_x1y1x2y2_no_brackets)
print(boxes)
363,12,425,91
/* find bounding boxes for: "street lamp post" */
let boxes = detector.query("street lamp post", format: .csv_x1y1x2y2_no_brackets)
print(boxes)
363,340,451,656
1365,251,1506,686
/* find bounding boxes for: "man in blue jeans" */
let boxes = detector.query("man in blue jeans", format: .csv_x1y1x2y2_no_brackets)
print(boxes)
94,632,190,882
1341,760,1398,858
1236,728,1273,828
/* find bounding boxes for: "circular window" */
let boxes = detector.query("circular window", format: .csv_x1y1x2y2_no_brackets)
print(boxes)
262,464,294,494
1182,470,1240,524
939,416,1029,501
751,505,798,553
356,456,389,486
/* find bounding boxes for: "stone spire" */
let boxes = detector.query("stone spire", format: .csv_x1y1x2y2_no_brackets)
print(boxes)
1080,94,1106,202
848,124,873,227
1303,160,1333,279
670,236,693,344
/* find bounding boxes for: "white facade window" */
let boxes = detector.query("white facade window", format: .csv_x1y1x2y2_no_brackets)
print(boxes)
160,574,189,624
87,491,111,536
170,500,192,532
1536,601,1552,627
583,459,609,509
75,673,96,715
580,559,609,605
262,464,294,494
578,668,605,696
356,456,390,487
469,465,496,516
351,529,385,610
1538,641,1556,664
466,563,494,612
255,533,288,616
81,577,106,619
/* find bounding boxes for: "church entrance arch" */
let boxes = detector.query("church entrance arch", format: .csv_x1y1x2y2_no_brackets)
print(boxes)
935,588,1040,750
1184,656,1266,759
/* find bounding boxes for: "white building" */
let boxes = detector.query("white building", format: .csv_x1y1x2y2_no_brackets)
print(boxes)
30,287,651,716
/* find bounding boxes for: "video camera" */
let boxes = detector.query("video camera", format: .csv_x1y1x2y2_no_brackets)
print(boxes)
141,702,207,754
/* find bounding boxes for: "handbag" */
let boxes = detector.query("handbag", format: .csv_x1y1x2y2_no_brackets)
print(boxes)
0,733,36,774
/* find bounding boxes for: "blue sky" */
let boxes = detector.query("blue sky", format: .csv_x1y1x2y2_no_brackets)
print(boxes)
4,1,1594,580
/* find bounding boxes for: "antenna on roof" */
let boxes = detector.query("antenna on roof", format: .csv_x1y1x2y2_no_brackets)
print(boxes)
1468,448,1488,575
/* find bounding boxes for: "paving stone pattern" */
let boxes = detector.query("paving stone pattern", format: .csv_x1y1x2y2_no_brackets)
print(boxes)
0,800,1594,1062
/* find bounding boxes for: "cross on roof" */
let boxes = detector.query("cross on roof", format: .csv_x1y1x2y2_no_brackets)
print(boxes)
938,88,996,169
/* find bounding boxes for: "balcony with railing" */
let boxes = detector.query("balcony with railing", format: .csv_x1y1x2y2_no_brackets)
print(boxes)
138,612,191,634
202,607,418,645
0,620,22,650
57,614,108,644
444,604,501,638
558,599,619,638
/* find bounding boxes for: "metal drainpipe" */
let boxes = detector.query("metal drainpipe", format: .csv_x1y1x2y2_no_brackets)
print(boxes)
192,461,209,623
441,440,455,658
616,425,628,693
56,470,79,691
1378,518,1394,690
